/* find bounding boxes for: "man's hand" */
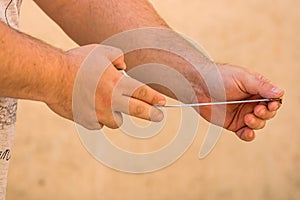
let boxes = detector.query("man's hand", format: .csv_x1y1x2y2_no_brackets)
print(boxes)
46,45,166,130
0,20,166,131
33,0,284,140
197,64,284,141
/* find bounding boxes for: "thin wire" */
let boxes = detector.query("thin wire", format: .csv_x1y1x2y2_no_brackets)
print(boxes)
157,98,282,108
119,70,130,77
116,71,283,108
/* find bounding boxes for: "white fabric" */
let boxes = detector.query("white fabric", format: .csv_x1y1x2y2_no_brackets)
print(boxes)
0,0,22,199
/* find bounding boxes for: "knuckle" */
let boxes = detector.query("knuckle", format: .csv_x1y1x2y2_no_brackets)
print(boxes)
256,74,266,81
132,105,145,116
151,94,162,104
137,87,148,99
256,74,271,87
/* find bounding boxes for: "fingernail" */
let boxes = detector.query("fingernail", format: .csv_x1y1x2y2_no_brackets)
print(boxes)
247,131,255,141
271,87,283,94
150,109,164,122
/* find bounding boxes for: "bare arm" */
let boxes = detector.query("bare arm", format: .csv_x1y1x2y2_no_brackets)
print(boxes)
0,16,166,198
0,21,67,199
33,0,168,44
0,21,66,103
0,19,165,129
33,0,212,102
34,0,284,141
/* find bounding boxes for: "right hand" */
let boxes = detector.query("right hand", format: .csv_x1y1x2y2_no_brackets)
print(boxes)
46,44,166,130
194,64,284,141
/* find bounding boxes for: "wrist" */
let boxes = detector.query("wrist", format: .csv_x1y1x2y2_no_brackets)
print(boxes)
44,51,77,106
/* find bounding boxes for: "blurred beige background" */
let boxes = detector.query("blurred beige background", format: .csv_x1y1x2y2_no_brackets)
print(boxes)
6,0,300,199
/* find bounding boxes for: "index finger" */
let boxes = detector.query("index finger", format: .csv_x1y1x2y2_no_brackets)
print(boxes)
132,84,166,106
119,77,166,106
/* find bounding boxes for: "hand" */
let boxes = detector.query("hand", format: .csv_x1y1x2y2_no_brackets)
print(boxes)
46,44,166,130
197,64,284,141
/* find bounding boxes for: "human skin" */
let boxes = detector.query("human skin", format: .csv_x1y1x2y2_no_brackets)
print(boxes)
33,0,284,141
0,22,166,129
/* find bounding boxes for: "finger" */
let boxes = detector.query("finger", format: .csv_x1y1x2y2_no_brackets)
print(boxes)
254,104,277,120
112,55,126,70
244,72,284,99
244,113,266,130
97,111,123,129
268,101,282,111
236,127,256,142
119,77,166,106
104,46,126,70
113,96,164,122
133,85,165,105
83,122,104,131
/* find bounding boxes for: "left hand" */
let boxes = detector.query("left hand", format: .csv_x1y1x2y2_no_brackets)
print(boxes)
47,44,166,130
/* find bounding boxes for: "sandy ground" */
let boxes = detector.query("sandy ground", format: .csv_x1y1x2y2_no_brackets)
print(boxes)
5,0,300,199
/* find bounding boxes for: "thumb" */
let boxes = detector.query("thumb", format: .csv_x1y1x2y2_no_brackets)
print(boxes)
244,73,284,98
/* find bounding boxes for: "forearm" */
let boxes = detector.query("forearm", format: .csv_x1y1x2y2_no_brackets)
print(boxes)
31,0,285,143
0,21,68,103
34,0,210,103
33,0,168,45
